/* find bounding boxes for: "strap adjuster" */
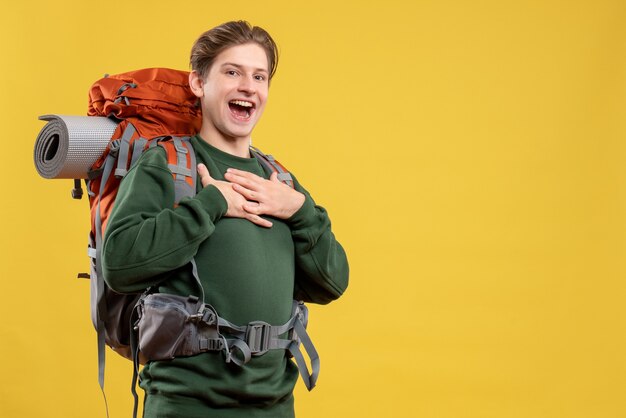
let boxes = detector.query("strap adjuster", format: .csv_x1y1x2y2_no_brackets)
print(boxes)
246,321,271,355
199,338,224,352
174,141,188,154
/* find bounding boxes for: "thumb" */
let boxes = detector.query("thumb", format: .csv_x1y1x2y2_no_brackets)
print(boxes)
269,171,279,183
197,163,214,186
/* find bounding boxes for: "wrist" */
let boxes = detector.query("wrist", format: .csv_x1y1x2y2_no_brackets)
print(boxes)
196,184,228,221
289,192,306,217
285,193,315,226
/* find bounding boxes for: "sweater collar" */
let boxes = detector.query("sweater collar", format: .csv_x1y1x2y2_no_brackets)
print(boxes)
192,135,260,171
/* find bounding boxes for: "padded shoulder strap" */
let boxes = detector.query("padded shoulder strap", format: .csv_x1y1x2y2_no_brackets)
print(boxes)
249,146,294,188
158,137,197,203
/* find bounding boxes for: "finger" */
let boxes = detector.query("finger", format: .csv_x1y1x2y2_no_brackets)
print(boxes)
226,168,266,185
269,172,279,183
246,213,273,228
243,201,263,215
197,164,213,186
231,183,258,201
197,163,210,177
225,171,260,190
226,168,261,179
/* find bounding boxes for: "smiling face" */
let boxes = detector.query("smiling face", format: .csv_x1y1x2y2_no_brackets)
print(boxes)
190,43,270,148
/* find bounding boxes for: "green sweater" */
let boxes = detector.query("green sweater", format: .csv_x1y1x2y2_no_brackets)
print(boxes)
101,136,349,418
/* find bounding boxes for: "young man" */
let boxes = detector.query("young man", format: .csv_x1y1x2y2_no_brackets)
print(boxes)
101,21,349,417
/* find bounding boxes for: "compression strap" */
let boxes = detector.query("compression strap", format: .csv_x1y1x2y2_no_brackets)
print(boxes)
114,123,137,178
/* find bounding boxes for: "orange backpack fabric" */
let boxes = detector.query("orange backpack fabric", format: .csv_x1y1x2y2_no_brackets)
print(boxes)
87,68,201,234
88,67,201,137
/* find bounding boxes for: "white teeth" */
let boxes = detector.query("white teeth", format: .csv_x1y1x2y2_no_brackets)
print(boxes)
230,100,253,107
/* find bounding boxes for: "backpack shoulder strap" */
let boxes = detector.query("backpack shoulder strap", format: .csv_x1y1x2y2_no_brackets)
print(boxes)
157,137,197,203
249,145,294,188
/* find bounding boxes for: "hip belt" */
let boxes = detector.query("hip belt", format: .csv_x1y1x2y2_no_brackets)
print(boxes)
132,293,320,390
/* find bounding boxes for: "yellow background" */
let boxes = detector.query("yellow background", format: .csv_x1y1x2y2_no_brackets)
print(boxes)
1,0,625,417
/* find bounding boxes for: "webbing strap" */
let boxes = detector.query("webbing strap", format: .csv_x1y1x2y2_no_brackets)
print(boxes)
158,138,196,203
167,164,193,177
276,172,292,182
130,137,148,168
97,323,107,392
217,318,295,347
249,146,294,188
131,366,139,418
130,303,141,418
94,149,119,391
189,258,205,307
289,317,320,390
172,137,187,181
187,139,198,192
114,123,137,178
224,338,252,366
211,303,318,389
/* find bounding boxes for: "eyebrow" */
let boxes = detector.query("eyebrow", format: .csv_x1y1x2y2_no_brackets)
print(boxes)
221,62,269,74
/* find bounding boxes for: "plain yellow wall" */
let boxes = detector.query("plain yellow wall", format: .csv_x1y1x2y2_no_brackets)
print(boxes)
1,0,625,417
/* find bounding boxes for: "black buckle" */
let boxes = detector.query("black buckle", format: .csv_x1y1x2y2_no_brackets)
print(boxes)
199,338,224,352
189,303,217,326
246,321,271,355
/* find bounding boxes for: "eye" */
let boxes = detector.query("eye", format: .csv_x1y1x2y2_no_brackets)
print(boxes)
226,70,238,76
254,74,266,82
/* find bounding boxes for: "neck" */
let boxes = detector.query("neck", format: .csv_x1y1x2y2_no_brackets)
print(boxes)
198,126,250,158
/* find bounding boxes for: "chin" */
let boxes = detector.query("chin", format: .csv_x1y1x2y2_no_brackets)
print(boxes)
220,130,251,142
225,125,255,139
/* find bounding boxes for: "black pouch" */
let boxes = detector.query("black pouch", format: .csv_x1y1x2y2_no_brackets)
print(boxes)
136,293,222,361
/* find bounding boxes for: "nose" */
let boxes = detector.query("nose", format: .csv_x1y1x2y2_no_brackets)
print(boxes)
238,76,256,94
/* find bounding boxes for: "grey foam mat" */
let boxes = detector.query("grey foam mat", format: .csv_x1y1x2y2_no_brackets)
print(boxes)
34,115,118,179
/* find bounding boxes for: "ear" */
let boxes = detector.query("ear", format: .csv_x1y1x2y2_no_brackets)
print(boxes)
189,70,204,98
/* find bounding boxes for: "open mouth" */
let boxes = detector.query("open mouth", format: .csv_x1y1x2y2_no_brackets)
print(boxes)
228,99,255,120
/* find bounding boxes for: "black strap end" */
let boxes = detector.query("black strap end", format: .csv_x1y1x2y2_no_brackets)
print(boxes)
71,179,83,200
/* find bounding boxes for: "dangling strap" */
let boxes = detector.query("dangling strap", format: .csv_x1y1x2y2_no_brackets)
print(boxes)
129,289,147,418
288,314,320,390
92,140,121,415
130,343,140,418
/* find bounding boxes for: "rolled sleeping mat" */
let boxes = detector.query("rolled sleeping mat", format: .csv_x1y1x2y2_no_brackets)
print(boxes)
34,114,118,179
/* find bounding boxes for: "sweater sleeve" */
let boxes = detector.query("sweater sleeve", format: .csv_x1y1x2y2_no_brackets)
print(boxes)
287,178,350,304
101,147,227,293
